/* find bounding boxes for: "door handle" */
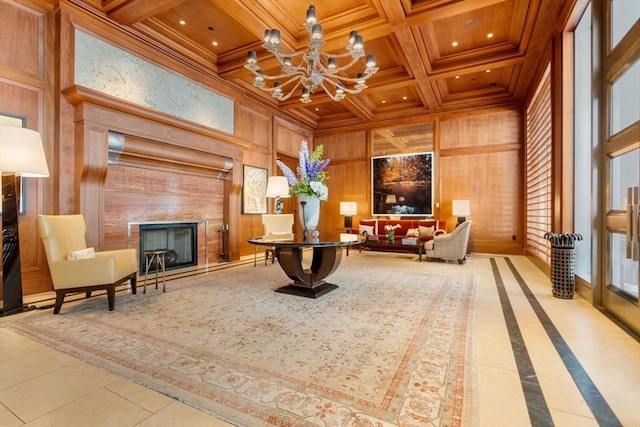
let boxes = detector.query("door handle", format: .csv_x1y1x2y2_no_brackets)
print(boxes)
627,186,639,261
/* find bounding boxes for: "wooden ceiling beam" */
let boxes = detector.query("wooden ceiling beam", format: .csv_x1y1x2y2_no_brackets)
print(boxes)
379,0,438,110
404,0,509,26
106,0,188,25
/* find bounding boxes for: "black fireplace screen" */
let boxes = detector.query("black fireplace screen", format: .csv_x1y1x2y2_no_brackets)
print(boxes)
139,223,197,274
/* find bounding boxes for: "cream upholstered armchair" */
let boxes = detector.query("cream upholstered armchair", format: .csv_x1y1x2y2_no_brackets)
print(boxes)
37,215,137,314
254,214,294,266
424,220,472,264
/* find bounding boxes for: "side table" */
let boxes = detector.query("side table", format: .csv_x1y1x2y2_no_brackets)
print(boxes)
143,249,168,293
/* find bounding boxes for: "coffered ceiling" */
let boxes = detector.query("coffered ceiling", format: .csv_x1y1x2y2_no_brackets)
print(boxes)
75,0,569,130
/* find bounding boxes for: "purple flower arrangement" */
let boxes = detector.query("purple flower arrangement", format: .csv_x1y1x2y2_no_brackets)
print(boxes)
276,140,330,200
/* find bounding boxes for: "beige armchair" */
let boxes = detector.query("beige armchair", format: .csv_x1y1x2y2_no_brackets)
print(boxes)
424,220,472,264
37,215,138,314
254,214,294,266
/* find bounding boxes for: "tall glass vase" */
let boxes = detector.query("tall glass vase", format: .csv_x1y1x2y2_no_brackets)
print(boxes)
297,194,320,237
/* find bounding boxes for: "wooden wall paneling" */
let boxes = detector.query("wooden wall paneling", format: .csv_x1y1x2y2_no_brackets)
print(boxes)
316,131,369,232
0,82,50,295
0,0,53,296
438,109,523,254
57,5,80,215
440,150,521,240
274,116,313,158
272,116,313,235
236,102,272,258
318,130,368,161
439,108,521,150
0,0,44,80
76,123,109,248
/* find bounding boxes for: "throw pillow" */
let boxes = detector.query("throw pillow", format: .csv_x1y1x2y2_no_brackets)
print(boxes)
360,220,377,235
359,224,374,236
406,227,420,237
419,225,435,237
67,247,95,260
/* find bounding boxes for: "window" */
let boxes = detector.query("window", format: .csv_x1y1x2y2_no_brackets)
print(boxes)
574,3,592,281
610,0,640,49
526,66,552,263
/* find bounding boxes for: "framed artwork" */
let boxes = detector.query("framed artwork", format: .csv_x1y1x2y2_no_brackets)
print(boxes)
0,113,27,214
242,164,268,214
372,152,434,216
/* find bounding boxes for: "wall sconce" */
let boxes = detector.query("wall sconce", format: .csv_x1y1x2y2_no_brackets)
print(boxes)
452,199,470,225
265,176,289,214
339,201,357,229
1,126,50,316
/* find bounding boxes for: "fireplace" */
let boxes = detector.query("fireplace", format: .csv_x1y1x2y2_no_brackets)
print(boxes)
139,223,197,273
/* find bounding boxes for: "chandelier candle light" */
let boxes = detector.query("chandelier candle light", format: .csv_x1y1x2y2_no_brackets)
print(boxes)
245,3,378,103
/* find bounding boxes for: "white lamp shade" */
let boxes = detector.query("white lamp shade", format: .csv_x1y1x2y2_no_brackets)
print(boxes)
0,126,49,177
339,201,357,216
265,176,290,198
452,199,470,216
385,194,396,204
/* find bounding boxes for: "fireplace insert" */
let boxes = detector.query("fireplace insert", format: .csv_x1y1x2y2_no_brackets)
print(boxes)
139,223,197,274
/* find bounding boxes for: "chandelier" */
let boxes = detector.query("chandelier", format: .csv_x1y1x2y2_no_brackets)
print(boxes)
244,3,378,104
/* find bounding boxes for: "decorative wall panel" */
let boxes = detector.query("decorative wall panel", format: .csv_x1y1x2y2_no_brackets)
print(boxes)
74,30,234,133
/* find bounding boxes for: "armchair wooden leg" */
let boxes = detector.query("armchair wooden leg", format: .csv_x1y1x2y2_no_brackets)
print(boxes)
53,291,65,314
86,291,92,298
130,275,137,295
107,285,116,311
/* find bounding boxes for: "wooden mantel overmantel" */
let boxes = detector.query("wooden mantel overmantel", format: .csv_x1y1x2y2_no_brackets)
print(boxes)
60,84,243,259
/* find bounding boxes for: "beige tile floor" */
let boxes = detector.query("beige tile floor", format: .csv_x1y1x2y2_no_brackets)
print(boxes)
1,254,639,426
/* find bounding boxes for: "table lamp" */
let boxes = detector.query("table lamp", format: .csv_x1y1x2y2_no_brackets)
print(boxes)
339,201,357,229
452,199,470,225
1,126,50,316
265,176,289,214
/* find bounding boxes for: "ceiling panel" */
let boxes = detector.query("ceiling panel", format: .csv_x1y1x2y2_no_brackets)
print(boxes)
78,0,569,129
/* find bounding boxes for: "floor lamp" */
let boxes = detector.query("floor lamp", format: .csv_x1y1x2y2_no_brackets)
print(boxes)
1,126,50,316
265,176,290,214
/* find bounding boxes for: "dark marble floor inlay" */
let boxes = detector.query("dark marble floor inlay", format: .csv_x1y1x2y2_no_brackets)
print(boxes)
504,258,622,427
490,258,554,426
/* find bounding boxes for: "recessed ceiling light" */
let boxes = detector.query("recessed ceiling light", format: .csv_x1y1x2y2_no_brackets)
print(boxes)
179,20,186,25
451,41,458,47
487,33,494,38
455,75,460,79
486,69,491,73
212,41,218,46
402,96,407,100
382,100,386,104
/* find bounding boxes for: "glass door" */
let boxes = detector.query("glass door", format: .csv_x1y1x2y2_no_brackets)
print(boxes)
604,149,639,334
601,1,640,334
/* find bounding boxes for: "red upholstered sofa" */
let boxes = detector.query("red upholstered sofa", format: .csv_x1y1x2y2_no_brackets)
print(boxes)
356,219,447,247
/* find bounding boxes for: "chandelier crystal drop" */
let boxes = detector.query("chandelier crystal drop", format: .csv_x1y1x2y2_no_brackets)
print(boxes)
245,3,378,104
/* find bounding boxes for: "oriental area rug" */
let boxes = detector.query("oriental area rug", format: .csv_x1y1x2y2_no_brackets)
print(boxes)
4,253,477,426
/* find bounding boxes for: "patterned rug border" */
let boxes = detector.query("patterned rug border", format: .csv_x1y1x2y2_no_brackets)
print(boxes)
3,259,479,426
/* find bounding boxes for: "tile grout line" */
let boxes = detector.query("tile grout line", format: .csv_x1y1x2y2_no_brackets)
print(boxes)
489,257,555,426
504,257,622,427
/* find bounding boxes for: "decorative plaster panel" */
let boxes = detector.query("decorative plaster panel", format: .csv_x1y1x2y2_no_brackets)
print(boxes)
74,30,234,134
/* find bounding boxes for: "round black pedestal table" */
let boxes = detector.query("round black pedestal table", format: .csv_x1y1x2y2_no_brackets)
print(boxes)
248,234,363,298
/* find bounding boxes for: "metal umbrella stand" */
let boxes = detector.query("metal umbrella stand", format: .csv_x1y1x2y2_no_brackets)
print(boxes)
544,232,583,299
